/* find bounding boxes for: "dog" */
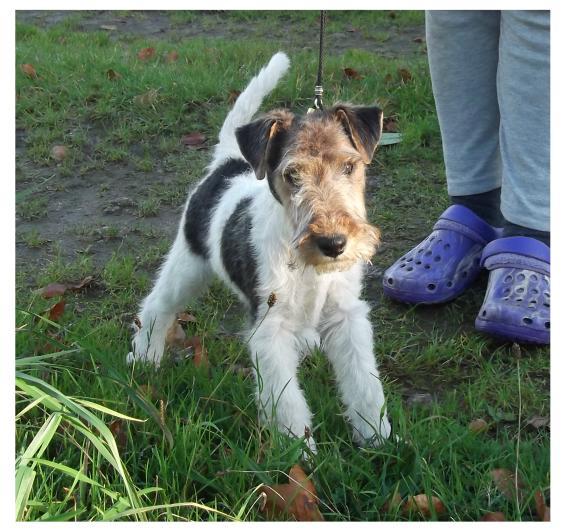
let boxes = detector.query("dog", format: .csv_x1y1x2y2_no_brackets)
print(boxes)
129,52,391,450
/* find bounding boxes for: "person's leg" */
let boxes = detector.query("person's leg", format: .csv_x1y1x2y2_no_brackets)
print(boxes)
427,10,503,226
383,11,503,304
498,10,550,244
475,11,550,344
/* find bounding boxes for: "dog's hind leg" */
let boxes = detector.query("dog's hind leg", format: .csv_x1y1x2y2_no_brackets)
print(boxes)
130,231,212,366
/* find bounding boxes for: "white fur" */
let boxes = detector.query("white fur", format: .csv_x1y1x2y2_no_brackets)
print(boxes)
130,53,390,449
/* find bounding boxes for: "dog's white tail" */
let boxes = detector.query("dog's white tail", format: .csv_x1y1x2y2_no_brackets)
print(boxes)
213,52,290,163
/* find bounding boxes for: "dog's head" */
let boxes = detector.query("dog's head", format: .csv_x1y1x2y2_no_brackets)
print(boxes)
236,104,383,273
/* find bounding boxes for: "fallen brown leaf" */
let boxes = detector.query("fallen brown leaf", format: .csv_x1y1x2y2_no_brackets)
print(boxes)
480,512,507,521
38,276,94,299
398,68,413,83
526,415,549,430
469,418,489,434
413,36,425,43
134,88,159,107
187,336,208,368
227,89,241,105
47,300,66,322
259,465,324,521
343,67,363,80
177,312,197,324
106,69,122,81
181,132,206,148
490,468,526,503
109,419,127,450
137,47,156,61
21,63,37,79
166,321,186,347
383,116,399,133
51,145,68,162
165,50,179,63
534,490,550,522
403,494,446,518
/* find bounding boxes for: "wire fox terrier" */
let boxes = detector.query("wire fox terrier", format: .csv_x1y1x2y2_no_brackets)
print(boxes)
130,52,391,449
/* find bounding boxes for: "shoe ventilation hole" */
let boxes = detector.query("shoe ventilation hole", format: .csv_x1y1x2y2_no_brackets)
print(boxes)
544,291,550,298
387,277,394,285
416,260,422,265
418,248,424,253
438,239,443,244
406,266,414,272
503,287,511,296
481,310,487,317
504,275,513,283
424,264,431,270
407,257,413,262
427,283,436,291
528,301,537,308
516,298,523,303
530,288,539,295
516,287,525,294
545,321,550,329
425,250,432,257
447,281,453,287
530,274,538,282
543,302,550,308
434,255,441,262
444,243,451,250
523,317,533,325
517,273,525,281
400,264,406,268
430,236,435,242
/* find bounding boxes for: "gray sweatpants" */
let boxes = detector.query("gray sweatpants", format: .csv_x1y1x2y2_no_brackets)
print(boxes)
426,11,550,232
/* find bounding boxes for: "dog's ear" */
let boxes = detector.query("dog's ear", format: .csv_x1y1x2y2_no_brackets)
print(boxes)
332,105,383,164
235,111,294,180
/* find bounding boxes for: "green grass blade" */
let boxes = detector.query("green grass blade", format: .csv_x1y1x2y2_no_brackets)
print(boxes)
18,412,62,469
74,398,145,422
15,465,36,521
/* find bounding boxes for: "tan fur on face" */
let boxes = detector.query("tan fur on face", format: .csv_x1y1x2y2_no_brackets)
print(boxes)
272,113,381,273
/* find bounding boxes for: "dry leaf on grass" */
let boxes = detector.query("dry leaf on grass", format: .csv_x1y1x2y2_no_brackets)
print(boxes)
181,132,207,148
165,321,209,368
259,464,324,521
526,416,549,430
177,312,197,324
490,468,526,503
343,67,363,80
534,490,550,521
227,89,241,105
38,276,94,299
106,69,122,81
47,300,66,322
402,494,446,518
165,50,179,63
137,47,156,60
21,63,38,79
480,511,507,521
134,89,159,107
51,145,68,161
469,418,489,434
398,68,413,83
109,419,127,450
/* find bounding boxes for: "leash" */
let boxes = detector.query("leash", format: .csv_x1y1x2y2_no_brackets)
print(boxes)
308,10,327,113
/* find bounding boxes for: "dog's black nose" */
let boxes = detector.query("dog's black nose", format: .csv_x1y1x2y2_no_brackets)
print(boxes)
316,234,347,258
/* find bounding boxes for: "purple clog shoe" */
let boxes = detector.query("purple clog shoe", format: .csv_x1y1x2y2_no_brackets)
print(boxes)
475,237,550,344
382,205,499,304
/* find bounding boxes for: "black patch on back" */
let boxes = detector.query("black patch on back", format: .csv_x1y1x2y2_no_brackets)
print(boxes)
221,197,260,318
184,158,252,257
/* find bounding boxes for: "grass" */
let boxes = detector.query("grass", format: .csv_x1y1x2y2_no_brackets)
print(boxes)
15,10,549,522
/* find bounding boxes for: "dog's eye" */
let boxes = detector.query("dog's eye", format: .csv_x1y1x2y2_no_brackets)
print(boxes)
283,168,301,188
343,162,354,176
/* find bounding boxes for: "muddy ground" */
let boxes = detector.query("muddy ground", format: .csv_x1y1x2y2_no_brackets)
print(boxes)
15,11,425,280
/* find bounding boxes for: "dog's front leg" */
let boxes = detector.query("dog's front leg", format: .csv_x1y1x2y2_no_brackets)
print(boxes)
248,314,316,452
321,293,391,445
